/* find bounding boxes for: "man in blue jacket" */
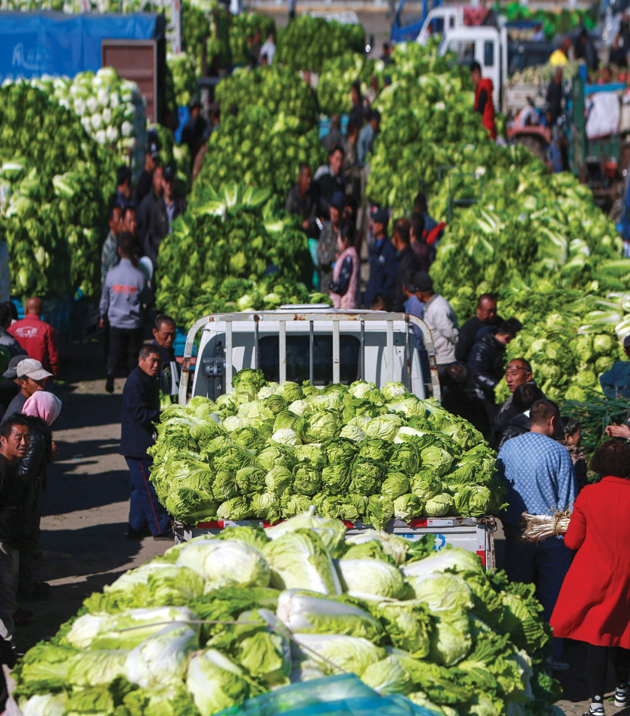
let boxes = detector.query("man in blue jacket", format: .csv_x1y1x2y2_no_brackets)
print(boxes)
121,344,171,540
364,207,397,309
600,335,630,398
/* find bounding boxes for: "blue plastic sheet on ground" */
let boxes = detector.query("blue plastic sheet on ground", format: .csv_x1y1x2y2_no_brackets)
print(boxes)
216,674,439,716
0,11,157,82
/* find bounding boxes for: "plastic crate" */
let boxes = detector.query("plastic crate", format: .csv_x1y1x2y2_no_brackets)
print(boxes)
174,327,198,358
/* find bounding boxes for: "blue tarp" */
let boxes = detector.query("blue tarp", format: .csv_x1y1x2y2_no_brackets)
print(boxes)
0,11,157,82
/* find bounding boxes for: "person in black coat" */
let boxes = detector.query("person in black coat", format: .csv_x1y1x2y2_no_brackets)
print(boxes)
364,207,397,308
467,319,522,430
497,382,545,449
391,218,421,312
285,164,320,239
441,362,490,438
455,294,503,363
17,407,57,600
121,345,171,540
145,164,187,272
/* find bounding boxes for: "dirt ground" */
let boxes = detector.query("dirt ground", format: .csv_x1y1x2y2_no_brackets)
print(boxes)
12,337,623,715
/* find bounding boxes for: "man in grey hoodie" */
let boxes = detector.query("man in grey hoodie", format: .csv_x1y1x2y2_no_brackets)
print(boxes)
99,234,153,394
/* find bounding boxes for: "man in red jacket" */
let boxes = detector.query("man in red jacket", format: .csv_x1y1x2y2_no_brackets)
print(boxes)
471,61,497,139
8,298,59,378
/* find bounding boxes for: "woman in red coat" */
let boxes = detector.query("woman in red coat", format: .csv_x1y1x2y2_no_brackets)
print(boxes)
550,439,630,716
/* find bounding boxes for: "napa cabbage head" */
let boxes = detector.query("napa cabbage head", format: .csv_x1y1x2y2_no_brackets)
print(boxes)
21,693,68,716
336,558,406,600
361,654,412,695
262,528,341,594
125,623,198,689
401,570,473,615
429,613,472,666
265,507,347,555
65,606,196,650
276,589,383,641
66,649,129,686
176,539,270,590
187,649,250,716
291,633,385,677
88,562,205,611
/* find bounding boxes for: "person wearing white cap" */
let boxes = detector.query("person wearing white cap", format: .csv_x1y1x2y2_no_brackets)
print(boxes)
1,359,51,424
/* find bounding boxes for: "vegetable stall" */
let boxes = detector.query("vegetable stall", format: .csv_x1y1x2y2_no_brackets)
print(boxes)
13,515,560,716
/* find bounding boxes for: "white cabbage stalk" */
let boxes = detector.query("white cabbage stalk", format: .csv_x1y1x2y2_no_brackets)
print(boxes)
121,120,133,137
125,623,198,689
106,125,119,144
97,87,109,107
22,693,67,716
110,91,120,108
90,112,102,130
73,98,86,116
86,95,99,114
80,116,92,134
95,129,107,145
102,107,112,124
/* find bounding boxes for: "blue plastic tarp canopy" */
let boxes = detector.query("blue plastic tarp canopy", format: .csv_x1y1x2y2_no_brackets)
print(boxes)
0,11,157,82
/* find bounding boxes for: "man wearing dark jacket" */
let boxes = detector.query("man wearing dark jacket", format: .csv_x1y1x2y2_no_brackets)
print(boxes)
152,315,176,366
0,416,30,643
134,140,160,207
498,382,545,449
314,145,345,220
285,164,319,239
138,165,163,247
455,294,503,363
121,345,171,540
391,218,421,312
146,164,187,272
468,319,521,424
600,335,630,398
364,208,397,309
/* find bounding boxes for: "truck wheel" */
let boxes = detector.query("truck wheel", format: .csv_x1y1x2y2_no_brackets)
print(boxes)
514,135,547,163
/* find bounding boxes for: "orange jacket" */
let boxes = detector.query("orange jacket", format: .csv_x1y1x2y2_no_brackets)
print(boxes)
474,77,496,139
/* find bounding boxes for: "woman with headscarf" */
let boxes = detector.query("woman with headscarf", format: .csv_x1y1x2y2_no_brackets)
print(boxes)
17,391,61,601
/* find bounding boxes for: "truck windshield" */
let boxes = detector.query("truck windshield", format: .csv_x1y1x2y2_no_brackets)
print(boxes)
259,335,360,385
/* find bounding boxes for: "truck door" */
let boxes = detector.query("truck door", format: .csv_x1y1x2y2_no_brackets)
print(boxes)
416,7,459,45
439,26,502,110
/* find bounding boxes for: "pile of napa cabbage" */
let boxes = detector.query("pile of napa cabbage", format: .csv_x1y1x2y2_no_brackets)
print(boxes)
14,516,560,716
148,370,503,526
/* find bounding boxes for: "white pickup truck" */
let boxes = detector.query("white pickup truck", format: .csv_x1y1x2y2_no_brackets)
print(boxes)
172,306,497,568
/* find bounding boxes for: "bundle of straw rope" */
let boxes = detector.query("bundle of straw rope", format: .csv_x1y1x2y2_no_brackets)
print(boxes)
518,510,571,543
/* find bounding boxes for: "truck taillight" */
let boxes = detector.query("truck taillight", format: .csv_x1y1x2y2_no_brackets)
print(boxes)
476,550,486,567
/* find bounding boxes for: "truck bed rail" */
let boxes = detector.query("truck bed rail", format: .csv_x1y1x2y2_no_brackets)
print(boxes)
178,310,441,404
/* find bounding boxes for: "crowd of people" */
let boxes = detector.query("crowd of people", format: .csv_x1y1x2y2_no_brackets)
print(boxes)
0,299,64,668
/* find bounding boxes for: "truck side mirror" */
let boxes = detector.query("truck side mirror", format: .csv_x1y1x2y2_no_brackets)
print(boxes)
366,34,375,53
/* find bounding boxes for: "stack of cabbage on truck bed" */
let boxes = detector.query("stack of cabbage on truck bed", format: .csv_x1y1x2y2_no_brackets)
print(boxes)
148,370,503,527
